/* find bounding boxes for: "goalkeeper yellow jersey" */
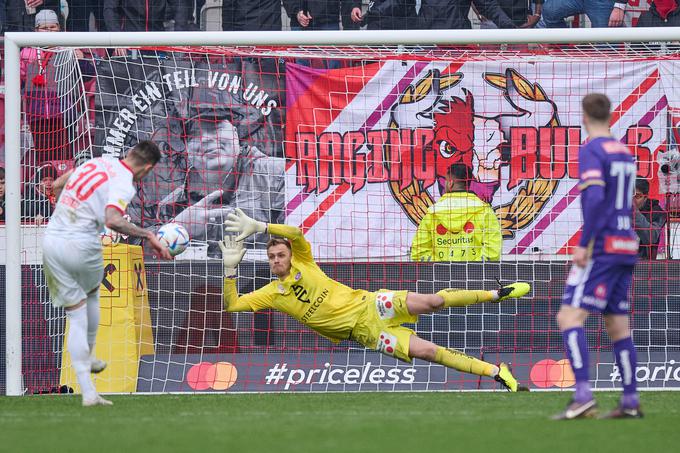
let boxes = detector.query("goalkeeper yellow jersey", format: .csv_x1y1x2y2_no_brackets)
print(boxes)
410,191,502,262
223,224,369,343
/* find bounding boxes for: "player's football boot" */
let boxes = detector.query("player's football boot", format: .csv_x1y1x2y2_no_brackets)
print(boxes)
496,282,531,302
600,405,643,419
82,394,114,407
551,399,598,420
91,358,107,374
494,363,528,392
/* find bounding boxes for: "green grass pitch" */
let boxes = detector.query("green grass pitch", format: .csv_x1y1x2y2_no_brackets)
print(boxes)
1,392,679,453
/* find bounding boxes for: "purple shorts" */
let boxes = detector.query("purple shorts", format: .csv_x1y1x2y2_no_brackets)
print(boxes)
562,260,634,315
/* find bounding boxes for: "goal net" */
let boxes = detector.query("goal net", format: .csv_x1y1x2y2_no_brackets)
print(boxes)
3,30,680,395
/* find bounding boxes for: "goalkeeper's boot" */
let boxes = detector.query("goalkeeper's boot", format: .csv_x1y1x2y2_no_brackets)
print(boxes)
82,394,114,407
494,363,527,392
551,399,598,420
496,282,531,302
600,405,643,419
91,358,107,374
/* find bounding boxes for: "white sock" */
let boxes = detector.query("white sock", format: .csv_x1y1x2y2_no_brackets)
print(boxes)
67,305,97,399
490,290,500,301
86,291,100,358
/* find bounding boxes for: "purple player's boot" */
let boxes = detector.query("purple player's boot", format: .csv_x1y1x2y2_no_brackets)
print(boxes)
551,399,598,420
601,394,643,419
601,405,643,419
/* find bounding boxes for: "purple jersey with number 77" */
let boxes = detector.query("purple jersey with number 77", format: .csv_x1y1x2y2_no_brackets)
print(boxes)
577,136,639,265
562,137,639,315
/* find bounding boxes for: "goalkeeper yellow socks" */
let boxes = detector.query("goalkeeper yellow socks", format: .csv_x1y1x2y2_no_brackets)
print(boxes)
436,288,495,307
435,347,497,377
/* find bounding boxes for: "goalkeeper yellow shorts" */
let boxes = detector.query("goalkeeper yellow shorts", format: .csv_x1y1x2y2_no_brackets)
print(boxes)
350,290,417,362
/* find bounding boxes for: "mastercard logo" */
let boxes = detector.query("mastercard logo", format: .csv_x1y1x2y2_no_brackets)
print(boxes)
186,361,238,391
530,359,575,388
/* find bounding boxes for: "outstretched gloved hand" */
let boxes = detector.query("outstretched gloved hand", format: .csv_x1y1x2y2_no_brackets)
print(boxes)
224,208,266,242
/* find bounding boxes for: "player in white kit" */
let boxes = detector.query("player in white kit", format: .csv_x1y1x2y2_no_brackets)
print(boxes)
43,141,172,406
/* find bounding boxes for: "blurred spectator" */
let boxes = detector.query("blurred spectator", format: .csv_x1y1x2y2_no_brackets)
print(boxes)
636,0,680,27
633,179,667,260
66,0,104,31
541,0,627,28
475,0,543,28
0,167,5,222
362,0,417,29
1,0,6,34
418,0,515,29
411,164,502,262
22,163,57,224
341,1,362,29
5,0,60,32
20,10,96,166
104,1,168,56
284,1,361,69
284,0,362,31
173,0,205,30
103,0,167,32
222,0,281,31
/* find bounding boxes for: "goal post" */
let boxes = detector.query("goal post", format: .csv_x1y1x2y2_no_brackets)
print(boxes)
5,28,680,396
4,36,22,397
4,27,680,47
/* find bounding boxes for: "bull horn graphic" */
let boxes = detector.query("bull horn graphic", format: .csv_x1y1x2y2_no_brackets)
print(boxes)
387,68,463,225
386,68,561,244
484,69,560,238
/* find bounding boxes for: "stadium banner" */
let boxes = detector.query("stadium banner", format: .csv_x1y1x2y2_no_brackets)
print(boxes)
89,53,680,261
136,351,680,392
92,54,286,259
285,60,679,259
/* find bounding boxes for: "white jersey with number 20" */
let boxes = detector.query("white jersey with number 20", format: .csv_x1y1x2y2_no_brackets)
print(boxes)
46,157,136,239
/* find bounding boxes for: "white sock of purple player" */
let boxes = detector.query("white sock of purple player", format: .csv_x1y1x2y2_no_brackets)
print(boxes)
613,337,639,408
563,327,592,402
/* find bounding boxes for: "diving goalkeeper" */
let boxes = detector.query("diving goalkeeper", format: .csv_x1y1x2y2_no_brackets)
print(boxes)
221,209,531,391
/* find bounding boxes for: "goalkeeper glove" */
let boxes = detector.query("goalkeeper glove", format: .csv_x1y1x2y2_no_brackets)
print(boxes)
224,208,266,242
218,235,247,278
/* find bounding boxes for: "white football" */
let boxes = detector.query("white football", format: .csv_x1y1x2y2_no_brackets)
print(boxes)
156,223,190,257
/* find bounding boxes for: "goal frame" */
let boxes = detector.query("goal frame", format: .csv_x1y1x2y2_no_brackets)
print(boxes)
4,27,680,396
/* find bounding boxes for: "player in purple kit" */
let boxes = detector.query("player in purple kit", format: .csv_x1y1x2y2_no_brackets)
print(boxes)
553,93,642,420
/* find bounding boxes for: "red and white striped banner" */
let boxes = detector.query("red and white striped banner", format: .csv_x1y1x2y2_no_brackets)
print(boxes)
285,59,673,259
